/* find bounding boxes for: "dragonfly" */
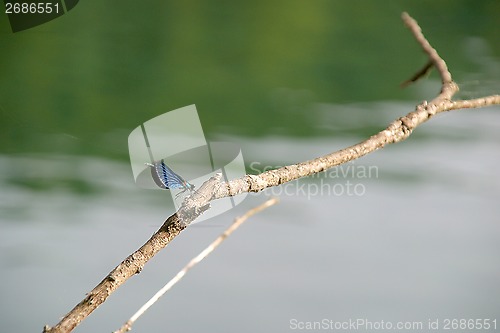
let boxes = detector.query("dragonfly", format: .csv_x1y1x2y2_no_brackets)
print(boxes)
145,159,195,197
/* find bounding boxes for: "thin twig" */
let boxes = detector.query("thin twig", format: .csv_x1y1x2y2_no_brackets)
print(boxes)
401,60,433,87
114,197,279,333
43,12,500,333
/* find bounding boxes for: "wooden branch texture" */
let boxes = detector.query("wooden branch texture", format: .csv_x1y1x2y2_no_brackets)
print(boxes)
43,12,500,333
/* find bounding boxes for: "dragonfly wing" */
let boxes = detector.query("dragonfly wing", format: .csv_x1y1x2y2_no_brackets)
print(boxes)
158,161,184,189
150,163,168,189
148,160,194,192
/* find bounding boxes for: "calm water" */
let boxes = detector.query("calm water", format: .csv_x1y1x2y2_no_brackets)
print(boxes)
1,101,499,332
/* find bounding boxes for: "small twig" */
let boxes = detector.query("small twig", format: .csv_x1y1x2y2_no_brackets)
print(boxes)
401,60,433,87
114,197,279,333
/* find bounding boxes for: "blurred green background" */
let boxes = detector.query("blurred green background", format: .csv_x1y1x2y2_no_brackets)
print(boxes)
0,1,499,158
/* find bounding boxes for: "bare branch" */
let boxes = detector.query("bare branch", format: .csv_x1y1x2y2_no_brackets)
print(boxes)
43,12,500,333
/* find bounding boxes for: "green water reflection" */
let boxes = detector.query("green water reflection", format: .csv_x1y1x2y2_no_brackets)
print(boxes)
0,1,499,158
